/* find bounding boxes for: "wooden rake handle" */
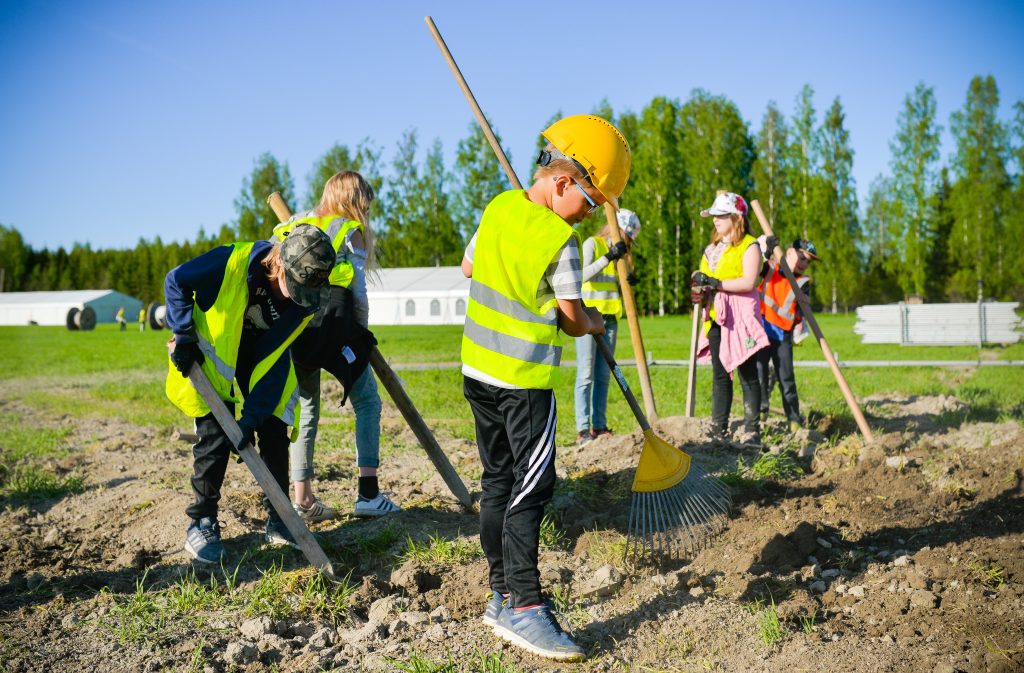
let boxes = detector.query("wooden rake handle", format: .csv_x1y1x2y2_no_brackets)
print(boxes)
603,205,658,421
594,335,652,433
750,200,874,442
266,192,473,509
180,358,334,576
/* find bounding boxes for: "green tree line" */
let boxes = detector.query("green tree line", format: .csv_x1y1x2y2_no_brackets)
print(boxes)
2,76,1022,309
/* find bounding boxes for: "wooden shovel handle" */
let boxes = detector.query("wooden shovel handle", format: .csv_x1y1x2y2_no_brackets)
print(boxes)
750,200,874,442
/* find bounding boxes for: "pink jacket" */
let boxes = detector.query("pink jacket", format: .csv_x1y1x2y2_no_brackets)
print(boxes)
697,289,769,375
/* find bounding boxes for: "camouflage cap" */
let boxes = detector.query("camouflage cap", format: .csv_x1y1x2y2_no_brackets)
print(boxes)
279,224,336,308
792,239,820,261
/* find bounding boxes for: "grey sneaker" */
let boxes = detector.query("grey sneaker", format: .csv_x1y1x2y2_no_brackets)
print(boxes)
493,605,585,662
185,517,224,565
265,518,299,549
354,492,401,518
482,589,508,626
293,497,338,523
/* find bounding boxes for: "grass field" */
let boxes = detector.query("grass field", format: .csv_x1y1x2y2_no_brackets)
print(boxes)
1,316,1021,466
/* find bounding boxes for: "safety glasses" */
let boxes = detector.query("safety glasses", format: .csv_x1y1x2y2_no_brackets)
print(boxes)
573,181,601,215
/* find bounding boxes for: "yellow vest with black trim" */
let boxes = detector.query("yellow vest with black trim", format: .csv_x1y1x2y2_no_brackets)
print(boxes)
165,242,313,426
462,190,580,389
273,213,361,288
581,236,623,319
699,234,758,334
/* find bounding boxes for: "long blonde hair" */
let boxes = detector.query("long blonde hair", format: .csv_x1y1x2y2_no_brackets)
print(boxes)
260,244,284,283
709,189,751,246
316,171,376,269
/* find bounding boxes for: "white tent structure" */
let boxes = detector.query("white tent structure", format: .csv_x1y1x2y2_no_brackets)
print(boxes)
0,290,144,330
367,267,469,326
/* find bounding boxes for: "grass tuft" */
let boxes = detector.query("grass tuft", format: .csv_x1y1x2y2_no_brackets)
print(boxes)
401,532,482,566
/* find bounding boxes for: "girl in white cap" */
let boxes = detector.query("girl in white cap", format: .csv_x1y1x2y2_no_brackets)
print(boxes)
574,209,640,445
691,192,768,447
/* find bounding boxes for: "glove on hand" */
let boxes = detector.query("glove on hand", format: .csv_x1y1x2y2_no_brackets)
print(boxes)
605,241,628,262
234,417,256,453
626,272,638,286
763,235,780,256
690,271,721,291
170,339,204,377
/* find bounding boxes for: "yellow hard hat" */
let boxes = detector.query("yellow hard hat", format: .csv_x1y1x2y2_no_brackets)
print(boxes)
541,115,631,209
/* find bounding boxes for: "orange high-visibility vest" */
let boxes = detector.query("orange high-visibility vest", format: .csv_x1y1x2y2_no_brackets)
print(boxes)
759,264,802,331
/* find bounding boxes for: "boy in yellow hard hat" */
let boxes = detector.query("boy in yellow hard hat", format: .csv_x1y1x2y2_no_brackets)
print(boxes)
461,115,630,661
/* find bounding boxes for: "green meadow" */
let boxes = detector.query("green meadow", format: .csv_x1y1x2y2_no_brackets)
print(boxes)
1,315,1021,480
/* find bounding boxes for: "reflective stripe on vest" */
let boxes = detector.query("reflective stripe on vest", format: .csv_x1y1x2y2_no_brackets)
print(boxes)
759,266,799,330
165,242,312,425
461,190,579,389
699,234,758,333
273,212,360,288
581,236,623,318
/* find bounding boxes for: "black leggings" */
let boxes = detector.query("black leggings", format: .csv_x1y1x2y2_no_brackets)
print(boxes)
708,323,761,434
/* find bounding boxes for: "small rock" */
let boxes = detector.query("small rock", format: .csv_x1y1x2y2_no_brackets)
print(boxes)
809,581,827,594
884,456,904,469
388,619,410,638
910,590,939,609
289,622,316,639
257,635,290,653
816,537,832,549
934,664,955,673
429,606,451,623
308,627,333,649
42,528,62,547
425,624,445,642
879,634,894,644
821,568,841,578
578,565,623,599
849,585,866,598
61,614,80,629
688,587,705,598
368,597,399,626
225,641,258,665
807,555,819,566
240,616,275,640
398,611,430,627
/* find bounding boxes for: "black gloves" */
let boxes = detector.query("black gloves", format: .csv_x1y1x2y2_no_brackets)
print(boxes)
690,271,721,291
764,235,780,255
235,417,256,453
626,272,638,286
170,339,204,377
605,241,628,262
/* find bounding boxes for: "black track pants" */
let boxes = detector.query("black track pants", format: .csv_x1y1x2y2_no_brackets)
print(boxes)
758,332,801,421
708,323,762,433
463,375,556,609
186,411,290,522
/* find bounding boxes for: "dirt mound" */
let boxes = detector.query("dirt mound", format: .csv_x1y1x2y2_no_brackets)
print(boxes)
1,393,1022,672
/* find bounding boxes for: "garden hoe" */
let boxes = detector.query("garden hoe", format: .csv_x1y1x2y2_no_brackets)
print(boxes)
425,14,731,562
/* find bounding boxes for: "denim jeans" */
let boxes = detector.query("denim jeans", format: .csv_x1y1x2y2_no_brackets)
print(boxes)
574,316,618,433
288,362,383,482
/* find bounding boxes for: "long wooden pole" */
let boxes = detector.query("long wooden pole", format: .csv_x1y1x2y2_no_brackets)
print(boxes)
684,295,704,418
181,359,335,576
267,193,473,509
604,206,658,420
750,200,874,442
426,15,658,422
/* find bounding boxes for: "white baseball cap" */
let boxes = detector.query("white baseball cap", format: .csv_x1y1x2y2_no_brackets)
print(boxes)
617,208,641,239
700,192,748,218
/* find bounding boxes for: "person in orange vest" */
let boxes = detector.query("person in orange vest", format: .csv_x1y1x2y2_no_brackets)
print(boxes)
757,238,819,431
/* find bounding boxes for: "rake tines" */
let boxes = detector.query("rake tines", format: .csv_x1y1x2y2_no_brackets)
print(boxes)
625,462,731,563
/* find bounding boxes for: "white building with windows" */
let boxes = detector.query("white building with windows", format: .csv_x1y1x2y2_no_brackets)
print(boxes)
366,266,470,326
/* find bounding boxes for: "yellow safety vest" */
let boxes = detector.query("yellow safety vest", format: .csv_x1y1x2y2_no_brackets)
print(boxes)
273,212,360,288
699,234,758,334
165,242,312,426
462,190,580,389
581,236,623,319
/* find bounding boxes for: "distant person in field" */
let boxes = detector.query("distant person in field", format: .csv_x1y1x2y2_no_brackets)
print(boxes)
690,191,769,449
756,237,819,431
272,171,398,521
574,208,641,446
115,306,126,331
163,225,335,564
461,115,629,662
138,307,146,332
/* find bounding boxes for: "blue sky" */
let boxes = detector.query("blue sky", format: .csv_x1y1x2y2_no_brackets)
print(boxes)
2,0,1023,250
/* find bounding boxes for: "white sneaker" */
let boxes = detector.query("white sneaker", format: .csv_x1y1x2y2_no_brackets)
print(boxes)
353,492,401,518
293,498,338,523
